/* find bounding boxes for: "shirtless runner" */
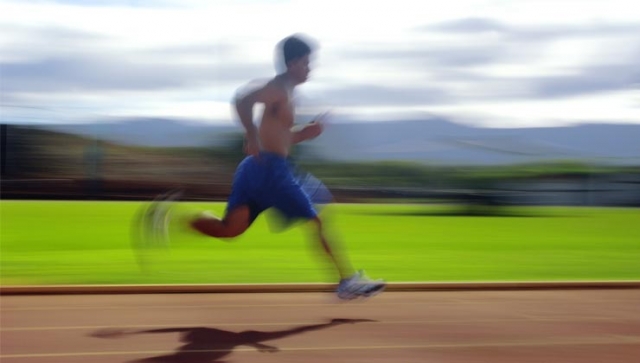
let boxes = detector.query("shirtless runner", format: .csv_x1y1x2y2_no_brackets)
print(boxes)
169,34,385,300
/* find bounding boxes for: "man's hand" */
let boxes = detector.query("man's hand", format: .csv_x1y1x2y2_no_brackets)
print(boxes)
291,121,323,144
305,111,331,139
305,121,324,139
291,112,329,144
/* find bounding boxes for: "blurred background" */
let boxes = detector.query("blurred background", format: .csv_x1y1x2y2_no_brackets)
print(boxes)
2,0,639,206
1,0,640,288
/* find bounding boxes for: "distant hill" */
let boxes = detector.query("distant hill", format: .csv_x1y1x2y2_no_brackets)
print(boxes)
312,119,640,165
42,118,239,148
36,116,640,165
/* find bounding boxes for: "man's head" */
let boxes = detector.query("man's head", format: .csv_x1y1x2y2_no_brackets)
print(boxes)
277,34,315,84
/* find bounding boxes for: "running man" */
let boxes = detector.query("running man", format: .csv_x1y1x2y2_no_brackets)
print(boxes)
169,34,384,299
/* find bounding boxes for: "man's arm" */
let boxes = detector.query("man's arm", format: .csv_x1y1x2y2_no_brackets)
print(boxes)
291,122,323,144
233,81,284,155
291,113,328,144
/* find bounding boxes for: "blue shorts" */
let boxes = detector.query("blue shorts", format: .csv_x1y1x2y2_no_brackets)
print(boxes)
226,152,332,226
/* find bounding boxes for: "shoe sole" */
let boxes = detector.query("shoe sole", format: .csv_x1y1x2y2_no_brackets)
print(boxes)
151,189,184,247
361,283,386,299
132,190,183,271
336,282,386,301
137,189,183,248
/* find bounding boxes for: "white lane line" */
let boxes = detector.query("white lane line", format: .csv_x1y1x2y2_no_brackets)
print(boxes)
0,301,441,311
2,335,639,359
3,298,639,312
2,316,639,332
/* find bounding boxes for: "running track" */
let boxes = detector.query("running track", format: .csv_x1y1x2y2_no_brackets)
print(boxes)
2,290,639,362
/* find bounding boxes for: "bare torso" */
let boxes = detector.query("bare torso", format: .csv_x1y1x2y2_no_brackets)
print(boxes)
258,77,295,157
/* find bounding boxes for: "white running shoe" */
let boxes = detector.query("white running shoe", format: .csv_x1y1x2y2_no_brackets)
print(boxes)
336,270,386,300
147,190,182,248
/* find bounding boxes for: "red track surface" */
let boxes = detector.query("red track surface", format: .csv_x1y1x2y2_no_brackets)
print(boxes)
2,290,639,362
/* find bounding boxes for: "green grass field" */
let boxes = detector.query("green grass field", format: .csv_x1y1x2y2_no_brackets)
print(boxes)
1,201,639,285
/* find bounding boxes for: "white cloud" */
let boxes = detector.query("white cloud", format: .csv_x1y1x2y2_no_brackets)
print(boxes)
429,89,640,128
1,0,640,127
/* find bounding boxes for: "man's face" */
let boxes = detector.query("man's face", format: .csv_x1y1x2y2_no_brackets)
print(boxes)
288,55,311,83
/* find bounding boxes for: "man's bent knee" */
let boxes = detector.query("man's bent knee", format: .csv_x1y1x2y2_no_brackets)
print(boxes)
191,206,251,239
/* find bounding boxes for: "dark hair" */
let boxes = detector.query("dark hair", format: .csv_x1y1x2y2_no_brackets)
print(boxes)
282,35,313,66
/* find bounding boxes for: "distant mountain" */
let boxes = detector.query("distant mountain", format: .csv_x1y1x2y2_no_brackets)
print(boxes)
41,118,239,148
311,119,640,165
35,117,640,165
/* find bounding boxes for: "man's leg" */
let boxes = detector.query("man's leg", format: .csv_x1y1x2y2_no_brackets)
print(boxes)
268,159,385,299
309,216,354,280
190,206,252,238
307,215,386,299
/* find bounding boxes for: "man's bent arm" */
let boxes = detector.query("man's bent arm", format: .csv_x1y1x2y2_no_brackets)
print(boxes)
233,82,284,136
234,90,259,137
291,121,323,144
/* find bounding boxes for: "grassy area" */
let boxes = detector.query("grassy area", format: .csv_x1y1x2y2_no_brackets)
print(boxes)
1,201,639,285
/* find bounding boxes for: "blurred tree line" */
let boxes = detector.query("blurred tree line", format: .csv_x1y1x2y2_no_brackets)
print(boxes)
2,124,638,193
1,125,59,178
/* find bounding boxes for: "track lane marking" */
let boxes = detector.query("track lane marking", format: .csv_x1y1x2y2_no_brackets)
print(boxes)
2,316,639,332
2,335,639,359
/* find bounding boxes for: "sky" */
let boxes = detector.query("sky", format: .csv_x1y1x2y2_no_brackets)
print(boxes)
1,0,640,128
